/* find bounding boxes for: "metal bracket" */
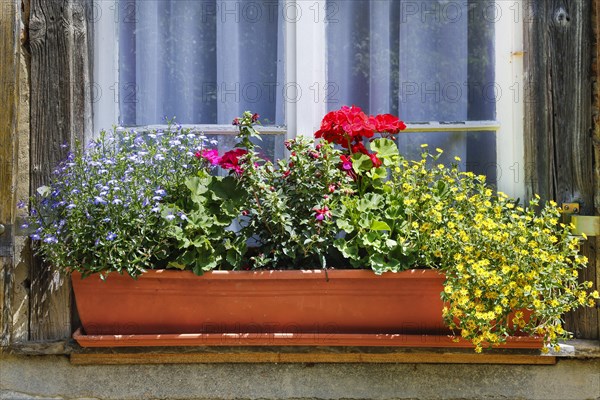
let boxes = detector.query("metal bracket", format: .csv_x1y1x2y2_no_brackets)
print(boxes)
561,203,600,236
571,216,600,237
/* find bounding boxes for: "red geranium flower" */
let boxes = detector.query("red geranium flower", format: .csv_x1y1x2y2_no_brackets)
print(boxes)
368,152,382,168
315,106,375,146
373,114,407,134
351,141,368,155
218,149,248,174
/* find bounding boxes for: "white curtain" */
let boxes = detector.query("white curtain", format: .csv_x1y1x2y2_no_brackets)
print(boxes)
119,0,285,126
326,0,496,170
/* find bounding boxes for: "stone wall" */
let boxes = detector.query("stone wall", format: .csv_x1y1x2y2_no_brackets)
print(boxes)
1,355,599,400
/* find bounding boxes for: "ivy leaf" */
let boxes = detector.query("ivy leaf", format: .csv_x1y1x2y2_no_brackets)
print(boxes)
334,238,359,260
371,220,391,231
385,239,398,248
336,218,354,234
368,254,388,275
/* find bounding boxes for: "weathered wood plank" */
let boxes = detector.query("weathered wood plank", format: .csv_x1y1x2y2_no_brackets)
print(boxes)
0,0,22,347
69,352,557,366
593,0,600,341
524,0,597,339
29,0,92,341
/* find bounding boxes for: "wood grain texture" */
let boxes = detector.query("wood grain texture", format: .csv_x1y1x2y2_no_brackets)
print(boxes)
69,352,557,366
593,0,600,341
0,0,21,347
524,0,597,339
28,0,92,341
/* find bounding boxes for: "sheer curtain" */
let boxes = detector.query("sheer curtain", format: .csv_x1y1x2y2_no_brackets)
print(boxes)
119,0,284,126
326,0,496,174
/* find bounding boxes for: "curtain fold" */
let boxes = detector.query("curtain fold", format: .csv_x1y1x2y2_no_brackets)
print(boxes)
119,0,283,126
326,0,495,168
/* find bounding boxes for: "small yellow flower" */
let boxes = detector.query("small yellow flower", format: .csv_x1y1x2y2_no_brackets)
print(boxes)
420,143,428,148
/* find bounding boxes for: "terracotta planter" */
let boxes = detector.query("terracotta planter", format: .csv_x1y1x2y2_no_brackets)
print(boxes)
72,269,543,349
72,269,448,336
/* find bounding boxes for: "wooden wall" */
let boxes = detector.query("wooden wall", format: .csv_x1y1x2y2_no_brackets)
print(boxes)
524,0,598,339
0,0,21,346
28,0,93,341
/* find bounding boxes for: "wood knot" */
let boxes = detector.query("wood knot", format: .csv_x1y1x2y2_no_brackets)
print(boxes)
553,7,570,27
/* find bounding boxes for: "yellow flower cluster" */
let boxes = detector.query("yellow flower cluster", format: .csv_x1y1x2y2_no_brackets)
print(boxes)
356,149,600,352
385,152,599,351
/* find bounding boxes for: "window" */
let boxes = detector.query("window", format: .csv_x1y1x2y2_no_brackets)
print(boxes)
93,0,523,198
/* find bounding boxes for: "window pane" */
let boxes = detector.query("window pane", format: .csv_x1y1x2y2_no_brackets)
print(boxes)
398,131,497,185
119,0,284,126
325,0,496,121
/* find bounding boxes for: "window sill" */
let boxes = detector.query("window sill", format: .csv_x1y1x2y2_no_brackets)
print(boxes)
4,338,600,366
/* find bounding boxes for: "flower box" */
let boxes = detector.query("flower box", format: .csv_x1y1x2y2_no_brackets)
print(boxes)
72,269,542,349
28,110,597,352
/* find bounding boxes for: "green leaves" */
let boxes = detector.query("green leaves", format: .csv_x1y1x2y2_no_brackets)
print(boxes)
352,153,374,172
370,138,399,163
163,175,248,274
370,220,391,231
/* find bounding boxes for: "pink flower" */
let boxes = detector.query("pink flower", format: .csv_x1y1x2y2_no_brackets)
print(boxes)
199,149,221,166
340,155,353,171
251,113,260,122
314,206,331,222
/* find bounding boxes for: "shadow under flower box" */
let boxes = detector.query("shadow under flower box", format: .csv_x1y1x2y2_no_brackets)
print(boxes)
71,269,543,349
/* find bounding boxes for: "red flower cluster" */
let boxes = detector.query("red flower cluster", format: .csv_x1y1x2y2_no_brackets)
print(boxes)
218,149,248,174
315,106,405,172
314,106,406,150
372,113,407,135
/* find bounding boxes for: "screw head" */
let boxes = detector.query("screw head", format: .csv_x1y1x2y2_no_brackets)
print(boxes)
0,224,5,235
